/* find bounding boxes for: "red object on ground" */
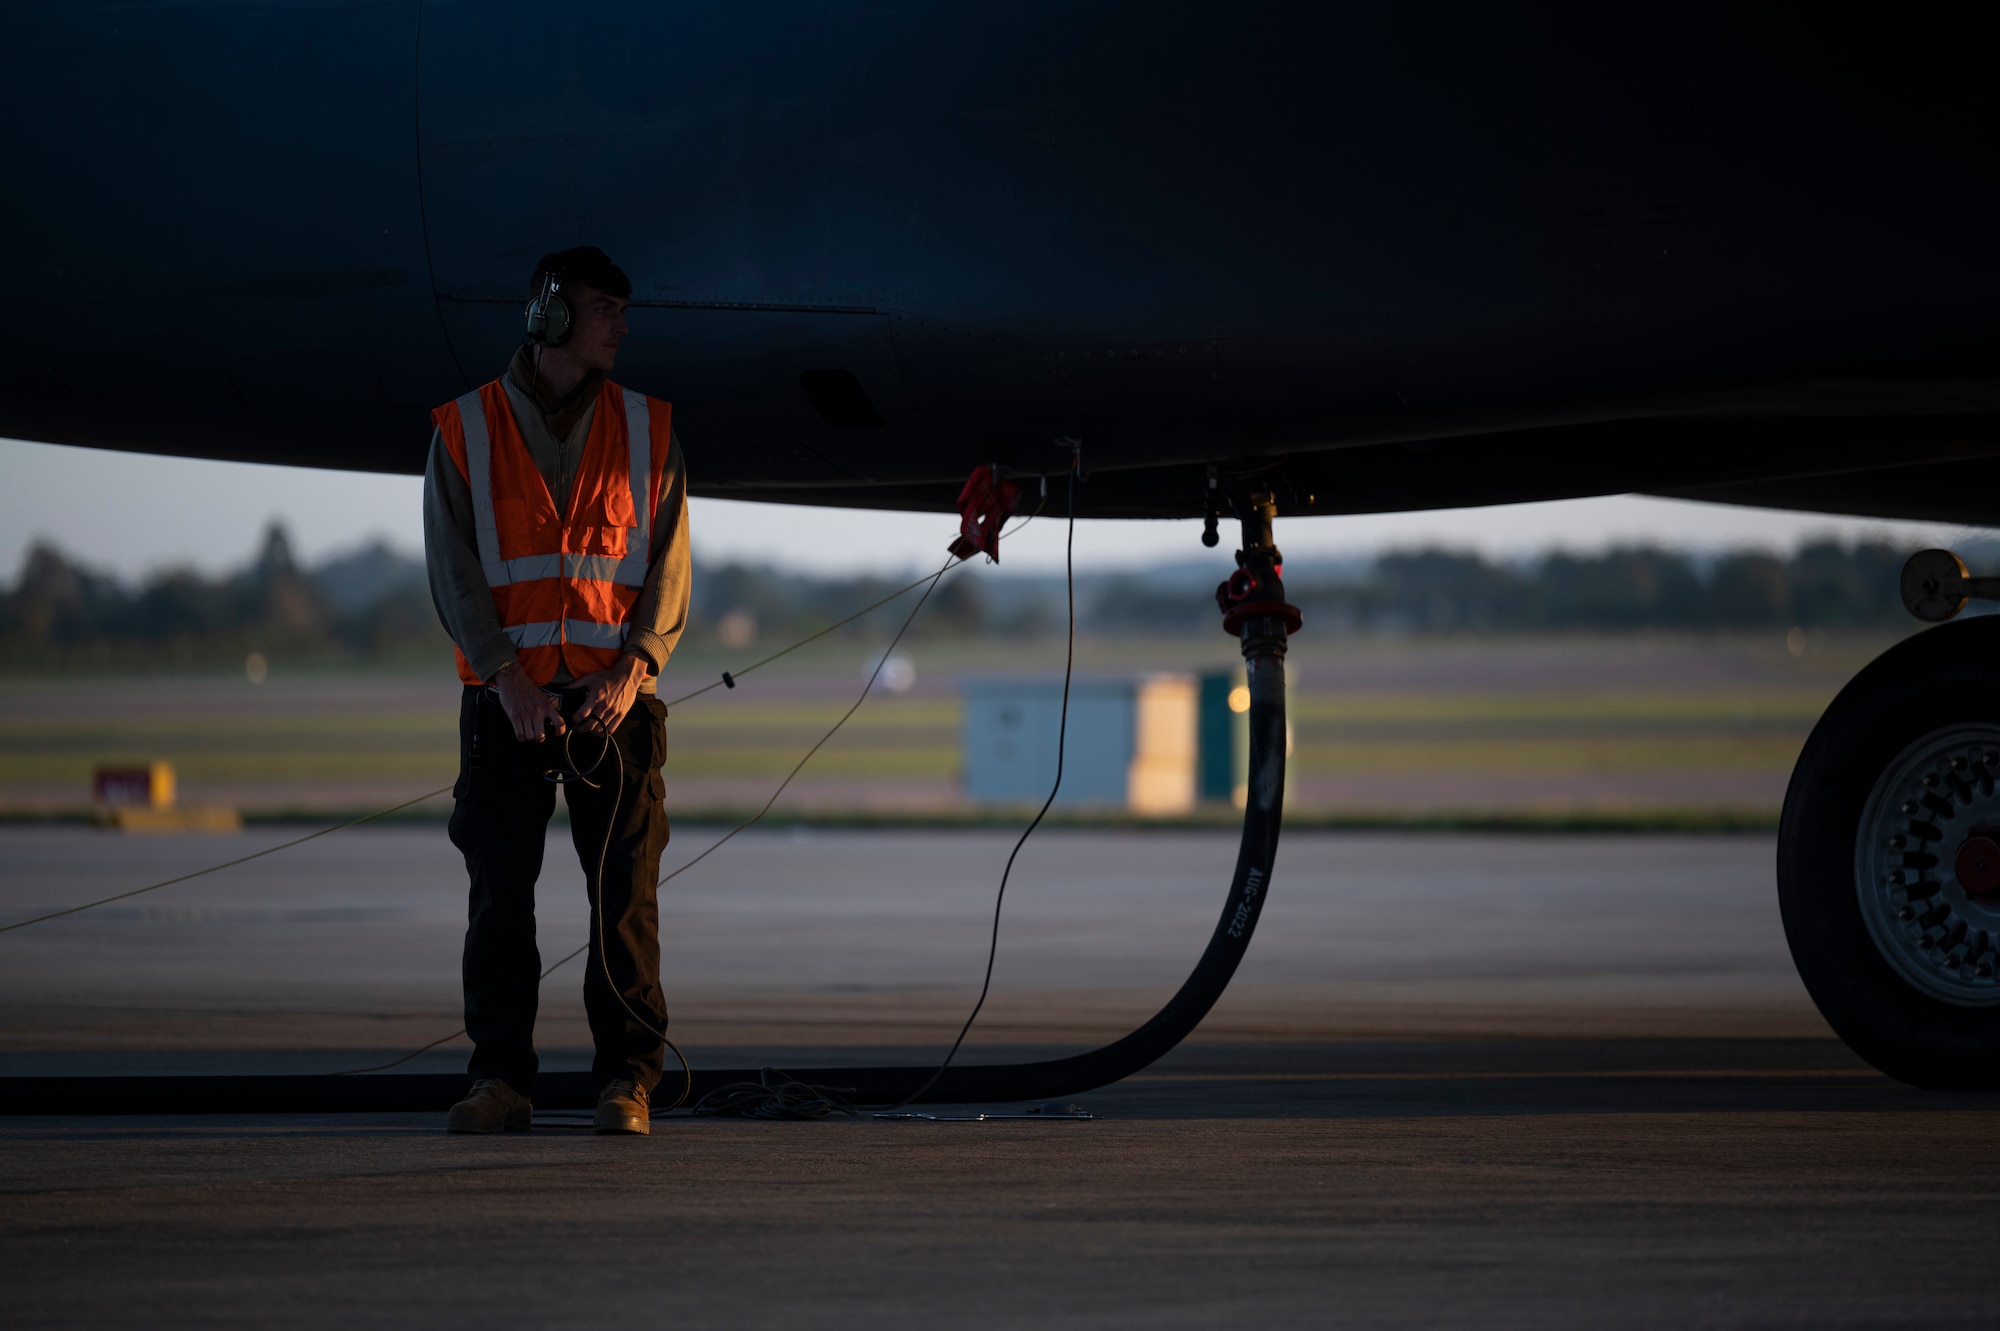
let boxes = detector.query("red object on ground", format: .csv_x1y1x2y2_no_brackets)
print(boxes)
951,465,1023,562
1955,835,2000,896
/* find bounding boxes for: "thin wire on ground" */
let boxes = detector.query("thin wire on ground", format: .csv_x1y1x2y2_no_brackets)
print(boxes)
883,465,1077,1112
0,788,454,936
0,544,993,938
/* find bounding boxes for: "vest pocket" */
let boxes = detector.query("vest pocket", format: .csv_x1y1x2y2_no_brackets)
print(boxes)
599,477,637,529
575,482,636,558
573,523,631,558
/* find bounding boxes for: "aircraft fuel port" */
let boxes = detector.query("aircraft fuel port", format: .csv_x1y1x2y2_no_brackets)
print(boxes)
1214,490,1304,642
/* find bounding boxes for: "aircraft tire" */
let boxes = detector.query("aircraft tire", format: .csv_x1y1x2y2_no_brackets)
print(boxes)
1779,615,2000,1090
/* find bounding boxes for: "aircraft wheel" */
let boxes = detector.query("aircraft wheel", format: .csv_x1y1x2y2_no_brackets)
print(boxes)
1779,616,2000,1089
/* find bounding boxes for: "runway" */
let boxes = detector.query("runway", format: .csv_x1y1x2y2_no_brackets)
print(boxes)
3,826,1996,1326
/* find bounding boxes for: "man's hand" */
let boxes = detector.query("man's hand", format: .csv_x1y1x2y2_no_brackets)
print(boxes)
494,662,564,742
571,654,650,736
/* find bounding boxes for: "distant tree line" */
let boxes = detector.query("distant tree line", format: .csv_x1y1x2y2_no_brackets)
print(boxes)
0,525,1946,670
0,523,987,670
0,525,447,670
1090,539,1931,635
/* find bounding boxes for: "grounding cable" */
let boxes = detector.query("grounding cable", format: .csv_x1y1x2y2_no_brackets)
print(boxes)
2,504,1059,1114
0,788,455,936
0,553,990,938
883,457,1078,1112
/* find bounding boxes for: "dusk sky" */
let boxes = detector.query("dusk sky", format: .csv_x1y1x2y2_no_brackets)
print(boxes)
2,435,1986,580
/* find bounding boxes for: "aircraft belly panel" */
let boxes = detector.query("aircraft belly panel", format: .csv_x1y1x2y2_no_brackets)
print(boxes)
1,1,1997,515
0,1,461,470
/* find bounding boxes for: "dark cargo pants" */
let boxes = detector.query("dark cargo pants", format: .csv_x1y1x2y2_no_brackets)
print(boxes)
449,685,671,1095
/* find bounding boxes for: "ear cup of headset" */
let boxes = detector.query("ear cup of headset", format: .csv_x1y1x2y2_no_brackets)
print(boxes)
523,277,574,347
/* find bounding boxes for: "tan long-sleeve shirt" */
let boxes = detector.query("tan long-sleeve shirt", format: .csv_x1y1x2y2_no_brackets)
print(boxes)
421,356,690,692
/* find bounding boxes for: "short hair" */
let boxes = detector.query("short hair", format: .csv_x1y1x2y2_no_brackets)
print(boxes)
529,246,632,301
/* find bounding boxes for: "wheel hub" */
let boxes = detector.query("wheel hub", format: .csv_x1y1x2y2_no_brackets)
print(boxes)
1953,834,2000,898
1855,724,2000,1006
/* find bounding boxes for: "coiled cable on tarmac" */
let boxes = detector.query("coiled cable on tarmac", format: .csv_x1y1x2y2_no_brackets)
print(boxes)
690,1067,860,1120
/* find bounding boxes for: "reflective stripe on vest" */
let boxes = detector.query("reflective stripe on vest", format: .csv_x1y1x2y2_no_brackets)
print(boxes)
457,386,653,590
502,619,631,650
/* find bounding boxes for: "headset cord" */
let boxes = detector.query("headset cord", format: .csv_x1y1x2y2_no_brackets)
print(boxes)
537,725,696,1111
887,462,1077,1111
567,723,695,1113
333,551,963,1095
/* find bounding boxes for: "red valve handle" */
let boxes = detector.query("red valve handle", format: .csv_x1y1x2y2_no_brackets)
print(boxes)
1221,600,1303,637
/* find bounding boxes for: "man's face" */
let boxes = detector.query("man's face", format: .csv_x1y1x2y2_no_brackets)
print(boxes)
564,283,629,372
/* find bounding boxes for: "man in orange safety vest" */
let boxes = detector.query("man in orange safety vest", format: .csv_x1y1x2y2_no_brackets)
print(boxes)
422,246,690,1136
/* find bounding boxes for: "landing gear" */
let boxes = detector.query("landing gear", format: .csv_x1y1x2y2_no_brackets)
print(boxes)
1779,615,2000,1089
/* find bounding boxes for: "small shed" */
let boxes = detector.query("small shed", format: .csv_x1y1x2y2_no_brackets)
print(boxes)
961,673,1199,813
1196,667,1249,807
1193,665,1293,810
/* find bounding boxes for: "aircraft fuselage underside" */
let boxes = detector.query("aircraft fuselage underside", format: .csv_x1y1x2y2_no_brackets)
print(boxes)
3,2,1997,525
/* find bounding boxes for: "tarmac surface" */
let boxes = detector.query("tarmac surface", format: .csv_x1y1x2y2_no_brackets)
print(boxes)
3,826,1998,1327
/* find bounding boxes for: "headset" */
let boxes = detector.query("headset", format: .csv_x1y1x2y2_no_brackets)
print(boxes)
523,268,574,348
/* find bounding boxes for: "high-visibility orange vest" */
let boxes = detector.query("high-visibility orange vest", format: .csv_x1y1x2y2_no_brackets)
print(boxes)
433,378,672,686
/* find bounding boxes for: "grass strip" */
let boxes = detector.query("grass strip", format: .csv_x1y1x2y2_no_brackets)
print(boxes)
0,803,1778,834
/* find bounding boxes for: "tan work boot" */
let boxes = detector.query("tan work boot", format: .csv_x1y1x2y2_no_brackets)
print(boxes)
594,1078,650,1135
447,1078,532,1133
